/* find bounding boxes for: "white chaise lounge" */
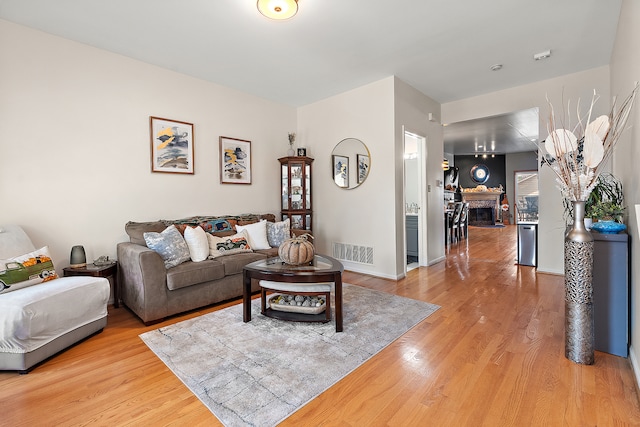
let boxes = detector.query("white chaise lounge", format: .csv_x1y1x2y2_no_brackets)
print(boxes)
0,225,110,373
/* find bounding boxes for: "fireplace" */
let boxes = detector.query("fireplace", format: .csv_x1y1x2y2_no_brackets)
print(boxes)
462,191,502,226
469,207,495,226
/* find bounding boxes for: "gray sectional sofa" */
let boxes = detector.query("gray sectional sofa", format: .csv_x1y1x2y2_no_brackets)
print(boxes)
117,214,281,324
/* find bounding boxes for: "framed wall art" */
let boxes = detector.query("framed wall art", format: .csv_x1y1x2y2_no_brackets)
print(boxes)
220,136,252,184
332,155,349,188
357,154,370,184
150,117,194,174
297,147,307,157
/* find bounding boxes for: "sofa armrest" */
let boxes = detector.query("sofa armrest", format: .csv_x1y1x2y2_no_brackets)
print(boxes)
117,242,169,323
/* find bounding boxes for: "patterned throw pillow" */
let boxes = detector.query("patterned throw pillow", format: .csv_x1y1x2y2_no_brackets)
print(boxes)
207,230,253,258
235,220,270,250
0,246,58,294
266,218,291,247
144,225,191,269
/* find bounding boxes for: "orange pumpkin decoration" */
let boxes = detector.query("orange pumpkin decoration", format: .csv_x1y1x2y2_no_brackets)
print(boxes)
278,234,315,265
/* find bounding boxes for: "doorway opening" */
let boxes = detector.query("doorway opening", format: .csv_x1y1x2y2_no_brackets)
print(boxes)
515,171,539,223
404,130,426,272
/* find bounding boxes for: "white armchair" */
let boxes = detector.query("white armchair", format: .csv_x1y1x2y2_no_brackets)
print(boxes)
0,225,110,373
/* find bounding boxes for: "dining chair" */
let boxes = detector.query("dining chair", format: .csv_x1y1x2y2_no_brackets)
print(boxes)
447,202,463,244
457,202,470,240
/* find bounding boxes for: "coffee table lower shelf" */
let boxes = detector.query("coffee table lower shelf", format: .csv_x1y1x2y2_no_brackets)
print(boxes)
261,308,331,323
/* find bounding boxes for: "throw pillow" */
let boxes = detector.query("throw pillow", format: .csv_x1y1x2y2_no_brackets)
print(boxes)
0,246,58,294
266,218,291,247
235,220,270,250
183,226,209,262
144,225,191,269
207,230,253,258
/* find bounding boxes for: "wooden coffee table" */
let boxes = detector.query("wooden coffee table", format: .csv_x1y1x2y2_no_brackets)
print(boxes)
243,254,344,332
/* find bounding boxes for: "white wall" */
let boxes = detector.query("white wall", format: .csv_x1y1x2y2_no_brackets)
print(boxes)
442,67,610,274
0,20,295,270
405,157,419,206
393,78,444,267
297,76,443,279
297,77,397,277
610,0,640,385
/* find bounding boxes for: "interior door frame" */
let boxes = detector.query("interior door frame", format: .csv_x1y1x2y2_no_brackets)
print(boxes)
403,128,427,274
514,169,539,223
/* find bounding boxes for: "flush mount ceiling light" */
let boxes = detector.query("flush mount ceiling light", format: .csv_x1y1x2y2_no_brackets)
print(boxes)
533,49,552,61
490,64,503,71
257,0,298,20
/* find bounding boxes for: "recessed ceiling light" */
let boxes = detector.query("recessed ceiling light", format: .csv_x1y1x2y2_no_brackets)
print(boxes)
490,64,503,71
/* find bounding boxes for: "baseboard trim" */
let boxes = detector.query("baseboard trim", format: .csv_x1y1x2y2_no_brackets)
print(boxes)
629,345,640,393
428,255,445,266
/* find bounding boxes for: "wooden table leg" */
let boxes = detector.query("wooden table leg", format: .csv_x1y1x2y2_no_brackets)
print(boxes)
335,274,343,332
243,273,251,323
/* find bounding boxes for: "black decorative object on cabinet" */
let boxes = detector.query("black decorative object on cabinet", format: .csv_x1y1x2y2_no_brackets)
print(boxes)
593,231,629,357
279,156,313,232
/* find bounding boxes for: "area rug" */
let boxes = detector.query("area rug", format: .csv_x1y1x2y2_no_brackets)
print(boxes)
140,283,439,427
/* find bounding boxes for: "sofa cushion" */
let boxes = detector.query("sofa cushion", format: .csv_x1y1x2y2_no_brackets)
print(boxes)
255,247,279,257
166,259,225,291
236,220,270,250
183,226,209,262
218,252,268,276
144,225,191,269
125,221,167,246
0,246,58,294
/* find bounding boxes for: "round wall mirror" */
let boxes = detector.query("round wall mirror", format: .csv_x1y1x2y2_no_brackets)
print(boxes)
331,138,371,189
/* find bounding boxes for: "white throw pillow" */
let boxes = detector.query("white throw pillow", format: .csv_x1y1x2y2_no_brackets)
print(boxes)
235,220,270,250
183,226,209,262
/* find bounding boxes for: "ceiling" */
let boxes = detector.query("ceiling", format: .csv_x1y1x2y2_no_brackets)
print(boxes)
443,108,540,156
0,1,621,153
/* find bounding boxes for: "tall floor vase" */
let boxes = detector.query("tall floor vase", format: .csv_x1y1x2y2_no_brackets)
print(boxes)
564,200,595,364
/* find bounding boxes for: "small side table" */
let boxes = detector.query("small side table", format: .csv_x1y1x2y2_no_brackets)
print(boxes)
63,263,119,308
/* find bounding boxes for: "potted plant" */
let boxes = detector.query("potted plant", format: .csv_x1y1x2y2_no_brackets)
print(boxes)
585,173,625,223
589,200,625,223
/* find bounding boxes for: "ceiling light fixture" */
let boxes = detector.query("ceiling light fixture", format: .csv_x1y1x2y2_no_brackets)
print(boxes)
257,0,298,20
490,64,503,71
533,49,552,61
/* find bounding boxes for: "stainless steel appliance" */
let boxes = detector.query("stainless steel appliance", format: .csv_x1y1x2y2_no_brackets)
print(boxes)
517,222,537,266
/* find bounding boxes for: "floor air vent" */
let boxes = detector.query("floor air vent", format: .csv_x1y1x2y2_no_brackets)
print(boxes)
332,243,374,265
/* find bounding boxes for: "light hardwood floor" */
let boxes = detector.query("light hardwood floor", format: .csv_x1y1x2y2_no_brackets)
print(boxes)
2,225,639,426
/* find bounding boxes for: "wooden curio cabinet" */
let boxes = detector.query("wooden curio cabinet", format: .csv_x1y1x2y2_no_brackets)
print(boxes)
279,156,313,232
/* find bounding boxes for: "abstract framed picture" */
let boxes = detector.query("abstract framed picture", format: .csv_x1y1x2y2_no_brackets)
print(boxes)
357,154,370,184
220,136,252,184
150,117,194,174
332,155,349,188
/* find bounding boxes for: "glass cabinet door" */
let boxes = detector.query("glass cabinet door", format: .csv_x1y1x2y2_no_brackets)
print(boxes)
279,156,313,232
281,164,288,210
305,164,311,210
290,162,303,210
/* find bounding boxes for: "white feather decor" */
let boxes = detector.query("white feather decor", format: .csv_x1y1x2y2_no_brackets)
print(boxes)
539,84,638,202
